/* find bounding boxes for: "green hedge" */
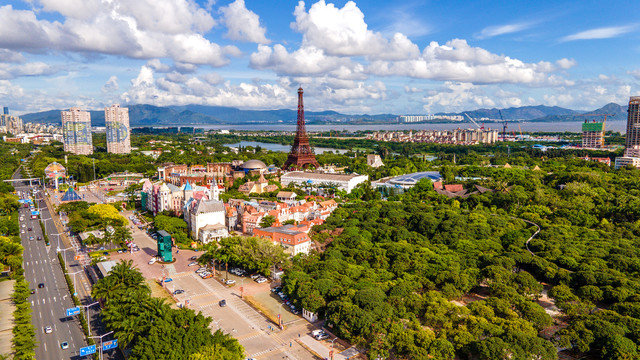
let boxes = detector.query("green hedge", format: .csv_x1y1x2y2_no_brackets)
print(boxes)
11,275,36,359
39,220,49,246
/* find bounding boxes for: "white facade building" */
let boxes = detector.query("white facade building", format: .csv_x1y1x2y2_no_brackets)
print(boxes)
186,199,226,241
280,172,368,194
105,104,131,154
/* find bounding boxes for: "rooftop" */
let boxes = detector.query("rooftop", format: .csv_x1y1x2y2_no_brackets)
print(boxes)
388,171,442,186
282,171,366,182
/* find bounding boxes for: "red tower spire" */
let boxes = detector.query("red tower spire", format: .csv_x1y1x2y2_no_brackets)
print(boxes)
283,87,320,170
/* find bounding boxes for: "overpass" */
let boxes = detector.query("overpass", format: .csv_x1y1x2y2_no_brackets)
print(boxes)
3,178,41,186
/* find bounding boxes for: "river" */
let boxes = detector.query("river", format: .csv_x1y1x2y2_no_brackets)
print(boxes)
192,120,628,134
230,140,349,154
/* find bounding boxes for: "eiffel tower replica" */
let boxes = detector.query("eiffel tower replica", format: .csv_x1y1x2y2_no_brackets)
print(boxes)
283,87,320,170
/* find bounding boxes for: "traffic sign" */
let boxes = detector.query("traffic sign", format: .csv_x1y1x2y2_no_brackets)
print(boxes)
102,339,118,351
80,345,96,356
65,307,80,317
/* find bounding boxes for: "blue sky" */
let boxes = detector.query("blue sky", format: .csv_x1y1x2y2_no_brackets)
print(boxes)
0,0,639,116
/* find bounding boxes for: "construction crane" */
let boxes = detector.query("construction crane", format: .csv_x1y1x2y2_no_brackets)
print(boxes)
464,113,484,130
499,110,507,141
518,124,523,140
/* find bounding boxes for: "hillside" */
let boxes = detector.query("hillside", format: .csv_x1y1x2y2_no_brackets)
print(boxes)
19,102,628,126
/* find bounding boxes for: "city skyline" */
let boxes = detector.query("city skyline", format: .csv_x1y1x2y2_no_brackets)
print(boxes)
0,0,639,116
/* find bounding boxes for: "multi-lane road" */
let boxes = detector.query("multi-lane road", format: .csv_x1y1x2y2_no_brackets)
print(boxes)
13,169,87,359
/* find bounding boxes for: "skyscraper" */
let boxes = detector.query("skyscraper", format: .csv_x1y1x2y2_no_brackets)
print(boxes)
61,108,93,155
624,96,640,157
105,104,131,154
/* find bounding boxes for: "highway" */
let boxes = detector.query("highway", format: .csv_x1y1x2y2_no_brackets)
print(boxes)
13,169,87,360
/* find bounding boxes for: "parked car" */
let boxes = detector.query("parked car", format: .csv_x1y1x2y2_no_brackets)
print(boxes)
256,277,267,283
271,287,282,293
225,279,236,285
250,274,260,279
173,289,184,295
202,273,213,279
188,262,198,267
196,267,208,273
163,278,173,283
190,256,197,260
148,257,157,265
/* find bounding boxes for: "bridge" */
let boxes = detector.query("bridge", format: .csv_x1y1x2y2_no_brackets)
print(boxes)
3,178,41,186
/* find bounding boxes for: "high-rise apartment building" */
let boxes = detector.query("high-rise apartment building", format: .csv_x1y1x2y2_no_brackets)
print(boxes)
0,108,23,135
61,107,93,155
615,96,640,169
105,104,131,154
624,96,640,157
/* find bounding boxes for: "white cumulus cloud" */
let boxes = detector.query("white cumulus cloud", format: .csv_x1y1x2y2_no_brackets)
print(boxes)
220,0,270,44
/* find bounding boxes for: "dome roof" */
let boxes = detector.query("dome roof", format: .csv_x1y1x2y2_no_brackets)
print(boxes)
242,159,267,170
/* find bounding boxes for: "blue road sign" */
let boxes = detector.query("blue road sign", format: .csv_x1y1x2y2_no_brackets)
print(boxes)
79,345,96,356
102,339,118,351
65,307,80,317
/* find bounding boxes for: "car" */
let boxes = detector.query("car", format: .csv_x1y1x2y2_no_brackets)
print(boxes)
315,333,330,340
250,274,260,279
29,236,34,241
173,289,184,295
132,247,140,252
219,299,226,307
60,341,69,350
44,326,53,334
117,249,124,253
28,227,32,231
30,289,35,294
188,262,198,267
99,246,105,250
38,283,44,288
190,256,197,260
148,257,157,265
202,273,213,279
196,267,208,273
271,287,282,293
21,224,25,228
37,236,42,241
21,230,24,234
163,278,173,283
103,251,109,256
256,277,267,284
225,279,236,285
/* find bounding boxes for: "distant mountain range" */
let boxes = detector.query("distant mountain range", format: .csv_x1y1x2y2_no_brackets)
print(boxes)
19,102,628,127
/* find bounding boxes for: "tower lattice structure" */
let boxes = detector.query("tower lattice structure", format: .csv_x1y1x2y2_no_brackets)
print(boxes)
283,87,320,170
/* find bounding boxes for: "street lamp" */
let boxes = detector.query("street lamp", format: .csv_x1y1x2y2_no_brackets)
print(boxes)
89,330,114,360
65,270,82,297
80,302,100,337
57,246,74,264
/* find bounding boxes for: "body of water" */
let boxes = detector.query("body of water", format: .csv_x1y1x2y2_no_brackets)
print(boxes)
230,140,349,154
195,120,628,134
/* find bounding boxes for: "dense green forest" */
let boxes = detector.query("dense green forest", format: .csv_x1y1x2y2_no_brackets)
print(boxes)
282,158,640,359
92,260,244,360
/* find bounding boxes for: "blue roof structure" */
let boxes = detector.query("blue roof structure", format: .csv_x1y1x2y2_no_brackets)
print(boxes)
388,171,442,186
61,187,82,202
184,181,192,191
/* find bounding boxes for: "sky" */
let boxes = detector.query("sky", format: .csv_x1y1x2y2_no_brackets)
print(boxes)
0,0,639,116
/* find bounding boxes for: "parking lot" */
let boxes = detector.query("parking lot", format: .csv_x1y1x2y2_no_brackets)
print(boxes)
105,212,323,359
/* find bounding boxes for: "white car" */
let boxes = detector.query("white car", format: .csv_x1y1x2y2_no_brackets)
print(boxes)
195,267,208,273
225,279,236,285
188,262,198,267
44,326,53,334
256,277,267,284
148,257,157,265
